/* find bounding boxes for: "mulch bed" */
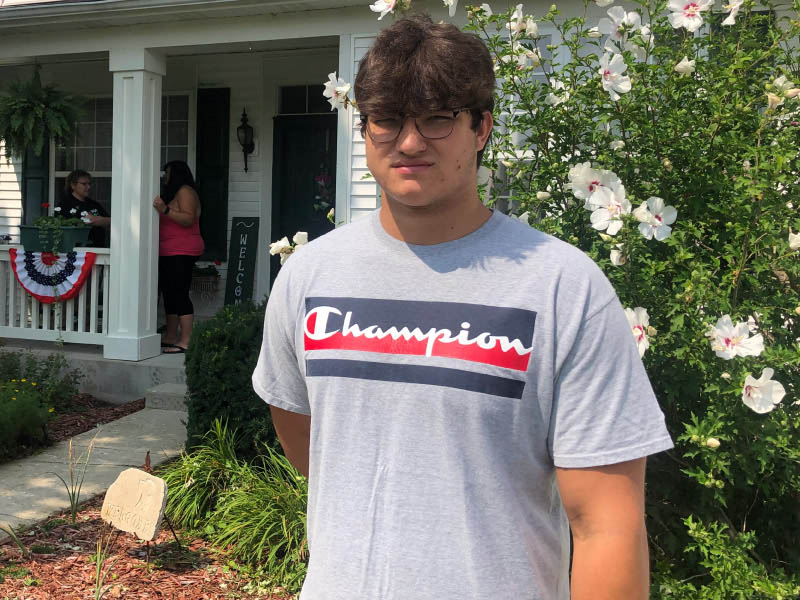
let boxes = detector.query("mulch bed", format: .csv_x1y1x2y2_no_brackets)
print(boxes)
47,394,146,443
0,495,294,599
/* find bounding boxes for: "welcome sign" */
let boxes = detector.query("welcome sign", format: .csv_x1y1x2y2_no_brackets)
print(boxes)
224,217,259,305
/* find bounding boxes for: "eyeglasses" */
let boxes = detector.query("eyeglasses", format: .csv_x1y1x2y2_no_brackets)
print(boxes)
363,109,473,143
76,181,91,187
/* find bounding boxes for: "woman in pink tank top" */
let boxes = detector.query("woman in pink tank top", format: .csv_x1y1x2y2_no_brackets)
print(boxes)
152,160,204,353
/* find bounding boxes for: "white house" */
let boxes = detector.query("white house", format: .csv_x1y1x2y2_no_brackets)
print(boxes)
0,0,584,361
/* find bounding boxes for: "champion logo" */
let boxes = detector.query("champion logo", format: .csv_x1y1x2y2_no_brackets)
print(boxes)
303,298,536,372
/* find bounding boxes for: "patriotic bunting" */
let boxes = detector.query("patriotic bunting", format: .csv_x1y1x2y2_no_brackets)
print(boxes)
9,249,97,304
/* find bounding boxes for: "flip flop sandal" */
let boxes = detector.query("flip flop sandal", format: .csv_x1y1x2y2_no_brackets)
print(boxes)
162,345,187,354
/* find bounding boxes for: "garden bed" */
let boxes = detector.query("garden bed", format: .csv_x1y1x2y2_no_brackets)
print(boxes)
0,395,145,466
0,494,294,599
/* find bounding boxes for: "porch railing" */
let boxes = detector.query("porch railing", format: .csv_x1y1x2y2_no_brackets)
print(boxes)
0,246,111,345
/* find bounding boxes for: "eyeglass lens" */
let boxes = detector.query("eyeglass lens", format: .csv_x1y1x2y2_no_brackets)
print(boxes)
367,113,461,142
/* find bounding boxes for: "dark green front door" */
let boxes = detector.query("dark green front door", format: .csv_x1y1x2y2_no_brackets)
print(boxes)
270,114,337,286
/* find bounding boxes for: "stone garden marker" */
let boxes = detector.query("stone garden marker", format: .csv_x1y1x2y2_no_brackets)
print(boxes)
100,468,168,541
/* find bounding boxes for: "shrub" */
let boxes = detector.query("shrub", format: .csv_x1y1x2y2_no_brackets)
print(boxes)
184,302,280,457
0,349,83,412
461,1,800,595
161,419,244,529
161,420,308,593
208,447,308,591
0,379,49,459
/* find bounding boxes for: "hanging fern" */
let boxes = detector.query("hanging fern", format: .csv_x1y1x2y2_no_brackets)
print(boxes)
0,69,85,160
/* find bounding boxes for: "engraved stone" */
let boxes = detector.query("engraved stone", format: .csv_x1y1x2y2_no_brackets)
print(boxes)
100,468,168,541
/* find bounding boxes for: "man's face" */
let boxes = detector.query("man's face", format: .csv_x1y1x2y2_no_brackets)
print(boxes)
364,109,492,211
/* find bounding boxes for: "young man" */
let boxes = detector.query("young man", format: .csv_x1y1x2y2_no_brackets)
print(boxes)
253,15,672,599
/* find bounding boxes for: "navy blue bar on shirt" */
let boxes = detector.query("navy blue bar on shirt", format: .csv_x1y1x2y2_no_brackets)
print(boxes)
306,359,525,399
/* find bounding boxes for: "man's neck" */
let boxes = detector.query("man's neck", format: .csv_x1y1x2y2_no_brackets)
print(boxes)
378,193,492,245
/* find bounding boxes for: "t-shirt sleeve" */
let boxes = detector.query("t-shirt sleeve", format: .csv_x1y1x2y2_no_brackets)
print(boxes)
251,266,310,415
549,294,673,468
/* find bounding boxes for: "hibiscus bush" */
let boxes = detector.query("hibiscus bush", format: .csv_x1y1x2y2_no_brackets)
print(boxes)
463,0,800,596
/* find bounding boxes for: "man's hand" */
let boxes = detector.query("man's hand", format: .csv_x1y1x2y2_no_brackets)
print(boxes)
556,458,649,600
269,405,311,478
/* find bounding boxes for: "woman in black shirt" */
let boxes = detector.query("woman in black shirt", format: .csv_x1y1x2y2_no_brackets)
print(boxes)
58,170,110,247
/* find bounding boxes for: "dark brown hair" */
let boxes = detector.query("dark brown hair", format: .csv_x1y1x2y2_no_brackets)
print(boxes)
354,15,495,163
64,170,91,197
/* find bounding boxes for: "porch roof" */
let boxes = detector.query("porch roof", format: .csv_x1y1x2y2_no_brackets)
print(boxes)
0,0,368,35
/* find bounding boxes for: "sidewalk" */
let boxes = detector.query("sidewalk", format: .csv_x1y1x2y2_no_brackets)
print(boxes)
0,408,187,541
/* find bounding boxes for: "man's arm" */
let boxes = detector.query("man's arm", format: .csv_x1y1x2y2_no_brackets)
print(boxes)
269,405,311,478
556,457,649,600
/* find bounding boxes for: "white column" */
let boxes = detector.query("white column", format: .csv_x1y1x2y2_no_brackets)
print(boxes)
104,48,164,360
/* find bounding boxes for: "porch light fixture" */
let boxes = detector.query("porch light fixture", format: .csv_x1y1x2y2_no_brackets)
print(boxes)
237,108,255,173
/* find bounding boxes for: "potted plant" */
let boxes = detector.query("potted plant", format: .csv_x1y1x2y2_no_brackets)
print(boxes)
19,204,91,253
191,261,222,294
0,68,84,160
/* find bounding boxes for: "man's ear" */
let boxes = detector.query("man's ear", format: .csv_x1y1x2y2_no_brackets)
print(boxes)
476,111,493,152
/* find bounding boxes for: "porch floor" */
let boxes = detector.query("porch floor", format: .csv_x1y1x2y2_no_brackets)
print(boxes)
0,407,186,542
0,339,186,404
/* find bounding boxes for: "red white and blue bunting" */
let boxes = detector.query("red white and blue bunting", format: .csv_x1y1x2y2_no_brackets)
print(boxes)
9,249,97,304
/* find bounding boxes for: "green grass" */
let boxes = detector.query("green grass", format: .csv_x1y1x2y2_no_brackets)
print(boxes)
0,565,30,584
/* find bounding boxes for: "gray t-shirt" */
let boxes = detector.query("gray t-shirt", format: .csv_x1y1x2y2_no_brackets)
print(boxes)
252,209,673,600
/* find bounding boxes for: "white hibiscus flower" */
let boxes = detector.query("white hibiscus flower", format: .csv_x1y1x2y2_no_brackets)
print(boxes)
742,368,786,414
674,56,696,75
599,53,632,101
624,306,650,357
588,184,631,235
668,0,712,32
610,243,627,266
634,196,678,241
568,161,622,203
545,80,570,106
706,315,765,360
369,0,397,19
269,236,292,257
598,7,652,61
323,72,352,110
443,0,458,17
789,230,800,250
506,4,526,36
721,0,742,25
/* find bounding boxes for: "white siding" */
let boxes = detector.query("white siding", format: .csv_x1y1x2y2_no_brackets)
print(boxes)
350,35,379,221
0,142,22,243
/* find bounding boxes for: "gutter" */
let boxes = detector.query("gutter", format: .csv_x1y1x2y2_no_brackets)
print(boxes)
0,0,265,21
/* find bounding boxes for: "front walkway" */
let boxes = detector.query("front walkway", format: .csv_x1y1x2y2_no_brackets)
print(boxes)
0,407,186,541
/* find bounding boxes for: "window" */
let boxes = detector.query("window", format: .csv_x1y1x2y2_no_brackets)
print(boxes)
279,85,332,114
53,97,113,214
161,94,190,167
49,94,192,217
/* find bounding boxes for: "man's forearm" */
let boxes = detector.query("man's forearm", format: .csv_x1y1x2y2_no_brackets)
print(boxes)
269,405,311,478
570,526,649,600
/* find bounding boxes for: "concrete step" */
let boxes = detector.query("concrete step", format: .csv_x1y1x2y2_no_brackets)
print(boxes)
145,382,188,411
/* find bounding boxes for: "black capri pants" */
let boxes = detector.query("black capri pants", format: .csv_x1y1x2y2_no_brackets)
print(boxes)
158,255,198,316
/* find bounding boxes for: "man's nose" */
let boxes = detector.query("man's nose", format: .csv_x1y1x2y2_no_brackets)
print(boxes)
395,118,427,154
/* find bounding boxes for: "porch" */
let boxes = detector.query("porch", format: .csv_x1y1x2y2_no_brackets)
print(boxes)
0,0,399,361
